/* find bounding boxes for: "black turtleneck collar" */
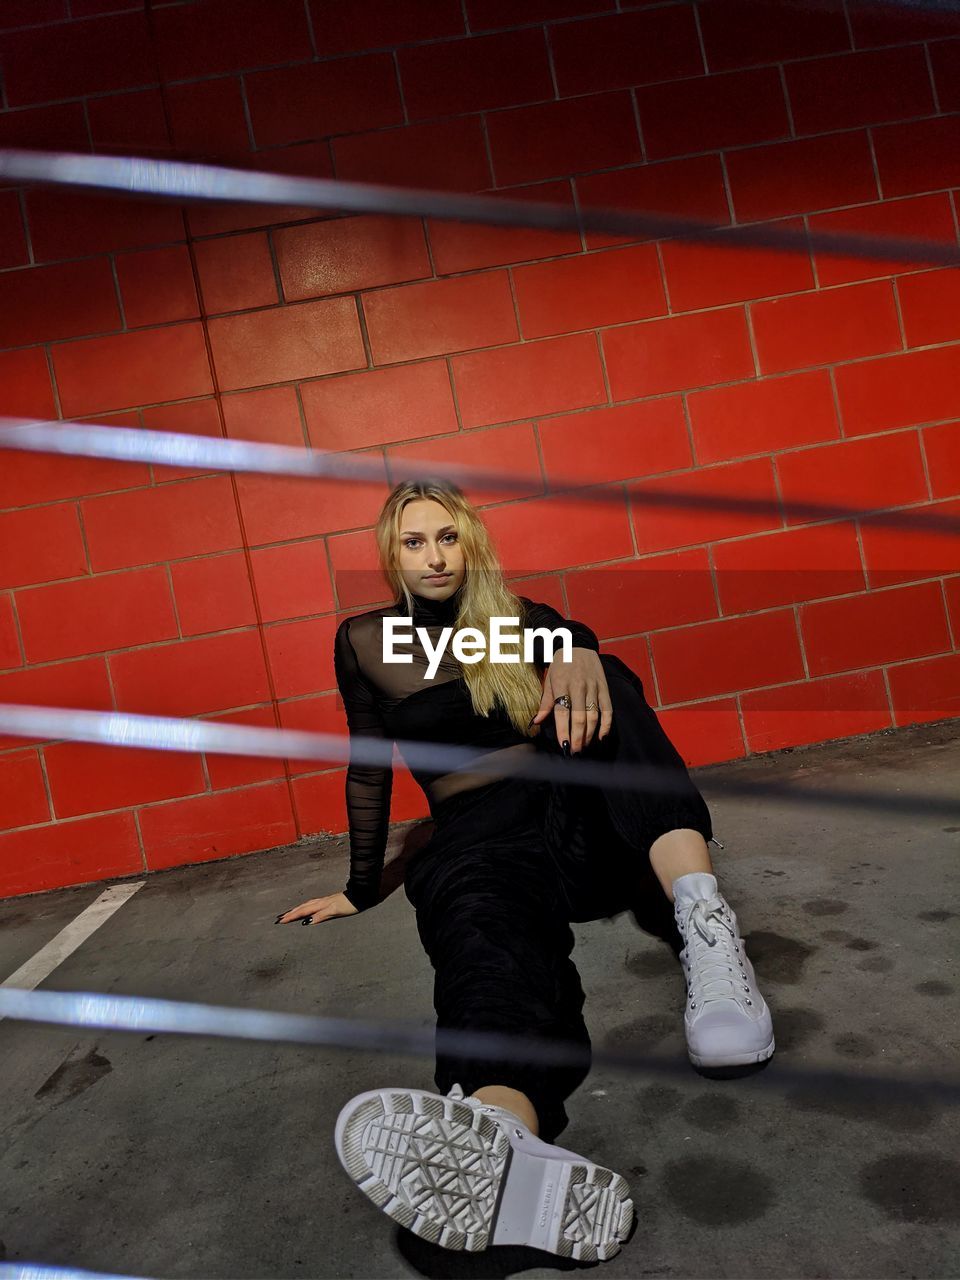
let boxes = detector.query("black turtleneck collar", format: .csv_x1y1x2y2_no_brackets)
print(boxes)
405,583,463,627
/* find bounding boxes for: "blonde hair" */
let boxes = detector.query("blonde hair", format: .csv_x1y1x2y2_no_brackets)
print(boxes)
375,478,543,736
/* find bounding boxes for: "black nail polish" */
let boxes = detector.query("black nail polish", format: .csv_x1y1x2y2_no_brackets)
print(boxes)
561,740,570,758
275,915,284,923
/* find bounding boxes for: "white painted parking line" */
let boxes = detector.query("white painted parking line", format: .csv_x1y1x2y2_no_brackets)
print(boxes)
0,881,145,1014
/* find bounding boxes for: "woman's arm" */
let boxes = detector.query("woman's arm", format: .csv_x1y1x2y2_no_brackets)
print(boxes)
334,617,394,912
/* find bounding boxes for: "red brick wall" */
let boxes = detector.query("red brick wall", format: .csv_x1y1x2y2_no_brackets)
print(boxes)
1,0,959,897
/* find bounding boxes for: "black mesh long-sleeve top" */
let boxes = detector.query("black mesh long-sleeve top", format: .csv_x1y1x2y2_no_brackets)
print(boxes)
333,589,601,911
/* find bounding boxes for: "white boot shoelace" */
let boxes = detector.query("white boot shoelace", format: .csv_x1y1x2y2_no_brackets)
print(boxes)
681,895,753,1009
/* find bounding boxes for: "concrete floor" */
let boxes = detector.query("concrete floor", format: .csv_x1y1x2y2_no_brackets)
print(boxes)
1,718,959,1280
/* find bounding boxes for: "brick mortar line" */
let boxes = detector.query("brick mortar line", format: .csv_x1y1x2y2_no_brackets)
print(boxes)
866,126,884,201
505,264,523,340
238,71,258,152
443,355,468,436
530,419,549,500
478,111,496,188
743,302,762,379
827,365,846,440
41,344,63,419
880,664,897,725
691,0,709,75
940,578,959,651
704,541,723,618
594,329,613,405
103,646,119,712
4,588,27,668
731,695,749,759
322,532,342,615
840,0,855,48
12,189,35,267
629,86,646,164
291,383,312,450
778,62,796,139
302,0,318,60
923,40,942,114
107,254,127,330
793,601,811,680
73,502,94,576
543,22,560,100
622,481,641,560
163,561,183,640
950,190,960,241
265,226,286,304
353,293,374,368
891,276,909,352
916,417,936,503
132,808,148,874
392,50,409,128
36,745,56,827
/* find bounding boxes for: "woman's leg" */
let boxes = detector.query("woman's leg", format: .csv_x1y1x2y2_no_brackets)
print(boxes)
406,820,593,1145
334,783,635,1260
539,655,774,1068
537,653,715,933
472,1085,539,1133
649,828,714,900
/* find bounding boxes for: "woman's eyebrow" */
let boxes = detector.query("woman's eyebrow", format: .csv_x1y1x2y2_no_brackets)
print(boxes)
401,525,456,536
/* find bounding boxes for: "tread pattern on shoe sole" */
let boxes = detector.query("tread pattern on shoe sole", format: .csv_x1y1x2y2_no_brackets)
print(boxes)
336,1088,633,1259
559,1167,634,1261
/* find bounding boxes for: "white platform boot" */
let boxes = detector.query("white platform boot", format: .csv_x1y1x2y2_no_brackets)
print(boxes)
673,871,775,1069
334,1082,634,1260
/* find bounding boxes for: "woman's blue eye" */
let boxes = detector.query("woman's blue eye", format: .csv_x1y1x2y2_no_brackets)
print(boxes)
404,534,457,549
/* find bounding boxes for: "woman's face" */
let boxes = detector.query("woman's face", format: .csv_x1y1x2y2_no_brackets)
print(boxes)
398,498,466,602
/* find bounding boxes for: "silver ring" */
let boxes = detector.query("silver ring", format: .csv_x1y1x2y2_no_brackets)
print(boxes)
554,695,572,710
585,701,598,711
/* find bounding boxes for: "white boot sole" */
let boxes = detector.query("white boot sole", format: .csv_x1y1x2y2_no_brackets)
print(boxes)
688,1034,776,1069
334,1086,634,1260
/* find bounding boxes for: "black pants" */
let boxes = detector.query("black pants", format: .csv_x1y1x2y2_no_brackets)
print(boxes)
403,654,714,1142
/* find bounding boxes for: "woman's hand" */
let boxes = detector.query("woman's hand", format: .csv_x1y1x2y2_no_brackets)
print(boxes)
531,647,613,753
275,892,359,926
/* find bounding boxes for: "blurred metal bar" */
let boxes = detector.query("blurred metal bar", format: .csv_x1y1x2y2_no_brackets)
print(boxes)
1,148,959,268
0,702,957,819
2,986,959,1105
2,420,959,537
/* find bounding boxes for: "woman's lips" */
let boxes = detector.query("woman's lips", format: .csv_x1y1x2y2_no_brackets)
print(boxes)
423,574,451,582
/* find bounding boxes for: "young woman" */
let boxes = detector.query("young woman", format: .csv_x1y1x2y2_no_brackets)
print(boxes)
277,478,774,1262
